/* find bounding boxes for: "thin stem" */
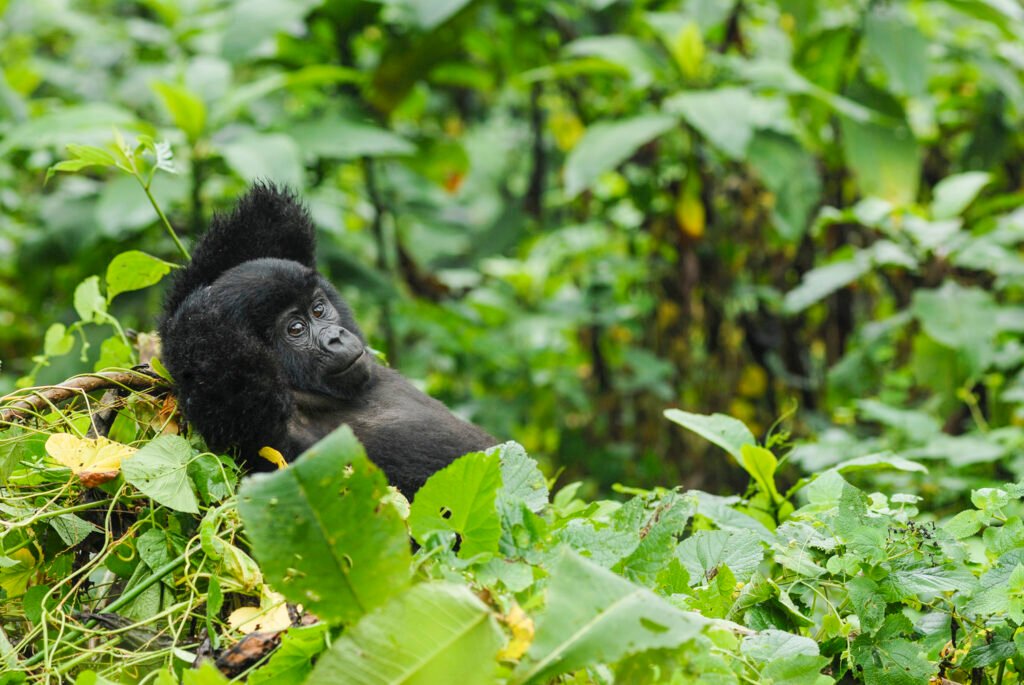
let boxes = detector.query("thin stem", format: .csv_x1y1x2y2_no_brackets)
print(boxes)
135,174,190,261
22,552,187,668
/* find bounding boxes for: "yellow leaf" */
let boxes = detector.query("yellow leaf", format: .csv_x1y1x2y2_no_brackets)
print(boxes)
671,22,705,79
46,433,137,486
675,191,705,239
497,604,535,661
0,548,38,598
549,110,584,152
258,446,288,470
228,591,292,634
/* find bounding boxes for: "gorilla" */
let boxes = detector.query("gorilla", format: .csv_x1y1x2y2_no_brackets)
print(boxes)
159,183,497,496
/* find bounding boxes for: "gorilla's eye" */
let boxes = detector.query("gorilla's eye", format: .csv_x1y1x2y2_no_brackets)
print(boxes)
287,320,306,337
311,301,326,318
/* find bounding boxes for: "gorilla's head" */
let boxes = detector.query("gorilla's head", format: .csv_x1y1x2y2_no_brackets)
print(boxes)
174,257,376,406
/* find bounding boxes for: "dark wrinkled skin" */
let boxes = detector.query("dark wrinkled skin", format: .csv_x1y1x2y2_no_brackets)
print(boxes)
159,183,497,496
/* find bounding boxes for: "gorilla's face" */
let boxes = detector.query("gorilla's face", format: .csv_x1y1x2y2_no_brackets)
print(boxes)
207,258,375,402
274,289,374,399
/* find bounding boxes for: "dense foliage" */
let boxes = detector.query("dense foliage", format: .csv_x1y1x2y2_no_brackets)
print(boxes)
5,0,1024,682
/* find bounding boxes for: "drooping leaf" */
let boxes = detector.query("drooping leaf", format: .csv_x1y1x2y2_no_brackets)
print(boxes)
237,425,410,625
663,409,756,461
307,583,503,685
73,276,107,323
931,171,991,219
46,433,137,487
291,118,415,160
864,7,928,98
106,251,174,301
663,87,758,158
152,82,206,142
512,551,706,684
563,114,676,197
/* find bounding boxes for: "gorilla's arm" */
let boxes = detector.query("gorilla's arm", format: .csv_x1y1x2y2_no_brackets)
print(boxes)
290,367,497,495
163,183,317,316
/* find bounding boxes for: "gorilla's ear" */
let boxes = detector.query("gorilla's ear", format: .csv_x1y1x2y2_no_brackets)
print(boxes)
164,182,316,315
159,289,292,459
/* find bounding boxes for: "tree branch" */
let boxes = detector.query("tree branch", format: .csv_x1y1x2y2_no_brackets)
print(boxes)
0,367,169,424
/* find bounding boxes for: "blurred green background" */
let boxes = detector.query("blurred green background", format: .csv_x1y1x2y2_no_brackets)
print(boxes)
3,0,1024,498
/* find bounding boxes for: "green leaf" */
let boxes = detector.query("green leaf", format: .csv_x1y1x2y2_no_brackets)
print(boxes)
840,110,920,205
847,576,886,634
563,35,661,89
663,409,756,461
221,0,320,62
746,131,822,242
409,450,502,558
122,435,199,514
761,654,832,685
739,444,780,503
783,241,915,314
912,281,998,352
307,583,503,685
43,323,74,357
291,118,415,160
512,551,706,684
249,623,329,685
676,529,764,585
864,7,928,98
394,0,472,29
663,87,757,158
106,251,174,301
851,635,934,685
73,276,107,323
740,629,818,661
615,493,694,585
0,103,137,157
152,82,206,143
564,114,677,197
931,171,991,219
219,132,304,188
236,425,410,625
494,441,549,530
45,144,120,183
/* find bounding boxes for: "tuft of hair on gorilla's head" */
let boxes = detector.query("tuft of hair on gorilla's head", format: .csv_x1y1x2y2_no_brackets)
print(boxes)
162,182,317,318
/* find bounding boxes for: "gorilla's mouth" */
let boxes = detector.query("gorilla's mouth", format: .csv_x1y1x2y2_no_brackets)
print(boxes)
329,348,366,377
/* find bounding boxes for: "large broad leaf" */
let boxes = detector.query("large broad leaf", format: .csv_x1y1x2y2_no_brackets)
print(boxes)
663,409,756,461
0,103,137,156
931,171,991,219
291,118,415,160
494,441,549,530
307,582,503,685
409,450,502,558
663,87,757,159
237,425,410,625
782,241,916,314
676,529,764,586
746,131,821,242
219,132,304,188
563,114,676,197
840,109,921,205
122,436,199,514
221,0,320,62
864,7,928,98
911,281,998,352
512,550,706,684
563,35,661,88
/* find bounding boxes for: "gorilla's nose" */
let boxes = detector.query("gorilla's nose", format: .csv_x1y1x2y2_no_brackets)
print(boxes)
323,325,356,352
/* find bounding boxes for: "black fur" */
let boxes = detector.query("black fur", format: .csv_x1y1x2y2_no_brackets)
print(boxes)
159,183,497,496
